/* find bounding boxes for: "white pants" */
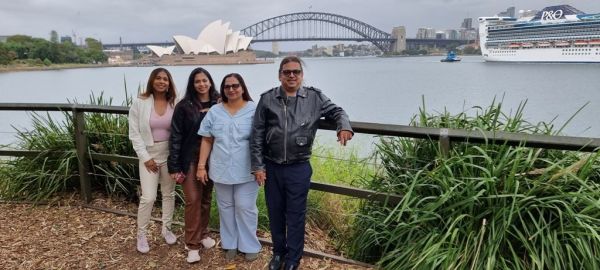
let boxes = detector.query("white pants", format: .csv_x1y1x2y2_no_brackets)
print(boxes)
137,141,176,234
214,181,261,253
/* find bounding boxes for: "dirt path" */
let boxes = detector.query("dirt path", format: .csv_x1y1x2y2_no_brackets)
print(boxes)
0,196,372,269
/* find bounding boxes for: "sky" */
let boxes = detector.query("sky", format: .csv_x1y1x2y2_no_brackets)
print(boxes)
2,0,600,51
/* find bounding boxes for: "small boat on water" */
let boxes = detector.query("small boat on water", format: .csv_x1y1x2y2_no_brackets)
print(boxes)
441,51,461,62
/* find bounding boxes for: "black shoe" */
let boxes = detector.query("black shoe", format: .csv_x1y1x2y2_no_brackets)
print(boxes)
268,255,283,270
283,262,299,270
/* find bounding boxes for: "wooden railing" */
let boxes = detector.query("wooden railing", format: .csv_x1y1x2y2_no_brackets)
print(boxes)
1,103,599,205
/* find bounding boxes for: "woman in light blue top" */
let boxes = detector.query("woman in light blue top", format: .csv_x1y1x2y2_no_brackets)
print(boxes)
196,73,261,261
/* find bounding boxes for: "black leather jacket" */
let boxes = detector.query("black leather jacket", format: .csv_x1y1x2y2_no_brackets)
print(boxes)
250,86,352,171
167,99,216,173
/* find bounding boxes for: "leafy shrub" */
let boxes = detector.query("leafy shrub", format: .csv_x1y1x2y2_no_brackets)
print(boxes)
349,99,600,269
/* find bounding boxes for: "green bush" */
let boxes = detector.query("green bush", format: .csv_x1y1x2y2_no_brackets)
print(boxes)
349,98,600,269
0,90,140,201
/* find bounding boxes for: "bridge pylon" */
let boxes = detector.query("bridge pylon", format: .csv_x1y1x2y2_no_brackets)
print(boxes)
391,26,406,53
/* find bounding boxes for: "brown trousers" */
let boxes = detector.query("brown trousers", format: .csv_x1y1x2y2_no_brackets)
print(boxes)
183,162,214,250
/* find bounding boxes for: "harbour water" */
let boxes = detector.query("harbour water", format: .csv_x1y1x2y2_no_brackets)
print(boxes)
1,55,599,153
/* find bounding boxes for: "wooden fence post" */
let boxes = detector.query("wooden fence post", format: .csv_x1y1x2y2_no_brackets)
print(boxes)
439,128,450,157
73,109,92,203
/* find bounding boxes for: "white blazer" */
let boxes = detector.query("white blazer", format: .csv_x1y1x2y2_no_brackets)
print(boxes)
128,95,178,163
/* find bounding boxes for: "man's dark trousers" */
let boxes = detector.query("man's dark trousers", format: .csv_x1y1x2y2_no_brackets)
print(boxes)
265,160,312,265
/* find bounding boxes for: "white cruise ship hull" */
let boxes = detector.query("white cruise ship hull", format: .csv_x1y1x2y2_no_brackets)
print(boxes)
483,47,600,62
478,5,600,63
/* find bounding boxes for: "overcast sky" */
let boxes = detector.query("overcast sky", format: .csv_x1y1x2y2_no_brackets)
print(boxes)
2,0,600,50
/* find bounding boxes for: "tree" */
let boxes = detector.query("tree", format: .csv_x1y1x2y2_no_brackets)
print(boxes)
6,35,34,44
85,38,102,51
84,38,107,63
0,43,17,64
50,30,59,43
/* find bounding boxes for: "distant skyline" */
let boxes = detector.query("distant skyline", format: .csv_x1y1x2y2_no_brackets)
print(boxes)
2,0,600,51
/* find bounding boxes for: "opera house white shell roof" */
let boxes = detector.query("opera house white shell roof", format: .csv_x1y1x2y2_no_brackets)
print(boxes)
148,20,253,57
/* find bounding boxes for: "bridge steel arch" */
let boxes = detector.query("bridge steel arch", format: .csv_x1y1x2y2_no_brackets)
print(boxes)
240,12,395,53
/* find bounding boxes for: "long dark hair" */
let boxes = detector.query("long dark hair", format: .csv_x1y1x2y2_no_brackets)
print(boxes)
183,67,219,109
141,67,177,106
220,73,252,103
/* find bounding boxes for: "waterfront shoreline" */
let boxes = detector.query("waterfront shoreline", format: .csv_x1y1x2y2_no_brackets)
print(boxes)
0,59,275,73
0,63,123,73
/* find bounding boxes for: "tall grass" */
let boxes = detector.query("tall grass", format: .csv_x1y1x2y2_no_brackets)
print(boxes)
349,98,600,269
306,144,375,248
0,90,141,201
0,112,78,201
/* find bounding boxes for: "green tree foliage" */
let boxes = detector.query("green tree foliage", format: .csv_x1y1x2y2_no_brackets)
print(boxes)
462,46,482,55
401,49,429,55
85,38,102,51
349,99,600,269
1,34,107,64
84,38,107,63
0,43,17,65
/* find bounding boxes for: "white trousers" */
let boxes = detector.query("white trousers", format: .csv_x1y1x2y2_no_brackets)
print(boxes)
214,181,261,253
137,141,176,234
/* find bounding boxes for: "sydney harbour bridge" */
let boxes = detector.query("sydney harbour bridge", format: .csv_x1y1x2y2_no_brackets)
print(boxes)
103,12,470,53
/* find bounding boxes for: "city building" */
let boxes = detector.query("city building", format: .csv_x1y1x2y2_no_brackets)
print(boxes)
60,36,73,44
497,6,516,17
459,29,478,41
417,28,437,39
435,31,446,39
105,50,134,65
461,18,473,29
518,9,538,20
445,29,459,40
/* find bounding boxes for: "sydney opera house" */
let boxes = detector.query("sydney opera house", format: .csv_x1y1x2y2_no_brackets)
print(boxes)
145,20,265,65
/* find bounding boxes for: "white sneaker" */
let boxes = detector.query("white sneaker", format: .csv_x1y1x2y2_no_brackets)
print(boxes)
161,228,177,245
200,237,216,249
186,249,201,263
136,233,150,253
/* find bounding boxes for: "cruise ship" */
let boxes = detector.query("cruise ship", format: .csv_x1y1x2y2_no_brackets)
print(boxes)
478,5,600,62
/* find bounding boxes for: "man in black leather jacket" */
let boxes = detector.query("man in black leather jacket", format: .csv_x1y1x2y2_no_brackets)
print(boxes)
250,56,353,270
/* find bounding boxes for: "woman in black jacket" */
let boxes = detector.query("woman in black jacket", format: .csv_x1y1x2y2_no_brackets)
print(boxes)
168,67,219,263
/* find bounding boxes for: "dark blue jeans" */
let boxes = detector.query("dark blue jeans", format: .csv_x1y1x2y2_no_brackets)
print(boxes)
265,160,312,265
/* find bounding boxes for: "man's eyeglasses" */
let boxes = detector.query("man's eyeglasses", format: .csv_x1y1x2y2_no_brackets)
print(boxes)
281,69,302,76
223,83,240,90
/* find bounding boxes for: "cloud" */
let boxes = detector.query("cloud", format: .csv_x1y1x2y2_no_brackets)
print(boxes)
1,0,599,44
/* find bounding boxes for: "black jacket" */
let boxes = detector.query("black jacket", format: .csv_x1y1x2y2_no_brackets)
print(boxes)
250,86,352,171
167,99,216,173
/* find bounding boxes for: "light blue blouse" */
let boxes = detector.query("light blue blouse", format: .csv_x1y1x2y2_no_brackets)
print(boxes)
198,102,256,184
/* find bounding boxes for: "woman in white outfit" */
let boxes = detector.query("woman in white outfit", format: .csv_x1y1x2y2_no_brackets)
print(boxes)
128,67,178,253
